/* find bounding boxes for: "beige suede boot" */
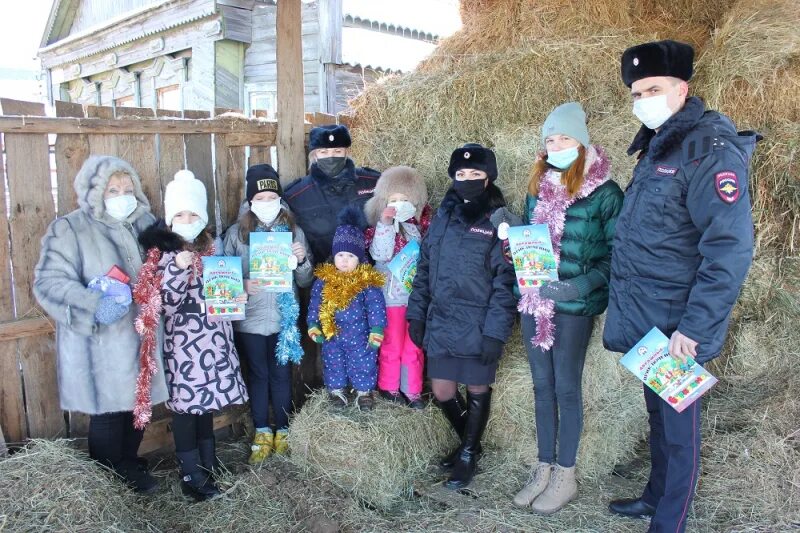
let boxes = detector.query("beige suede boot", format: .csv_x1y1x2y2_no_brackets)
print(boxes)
512,462,551,507
531,465,577,515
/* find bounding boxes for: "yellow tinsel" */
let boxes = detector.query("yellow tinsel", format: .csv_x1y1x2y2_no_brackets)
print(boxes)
315,263,385,340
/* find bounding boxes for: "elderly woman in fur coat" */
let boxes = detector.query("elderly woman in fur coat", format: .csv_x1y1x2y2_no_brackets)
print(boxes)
34,155,169,494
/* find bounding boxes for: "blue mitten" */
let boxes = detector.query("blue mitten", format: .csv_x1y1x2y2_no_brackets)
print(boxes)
88,276,132,305
95,295,129,324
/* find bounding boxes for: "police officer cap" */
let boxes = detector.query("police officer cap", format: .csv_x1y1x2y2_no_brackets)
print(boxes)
309,124,352,151
447,143,498,182
621,40,694,88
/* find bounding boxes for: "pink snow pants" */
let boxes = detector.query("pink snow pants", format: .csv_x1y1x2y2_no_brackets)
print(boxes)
377,306,424,395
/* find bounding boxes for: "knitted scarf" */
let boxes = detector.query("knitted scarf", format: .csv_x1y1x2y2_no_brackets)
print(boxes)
258,222,304,365
314,263,385,340
131,242,212,429
364,204,433,255
518,145,610,350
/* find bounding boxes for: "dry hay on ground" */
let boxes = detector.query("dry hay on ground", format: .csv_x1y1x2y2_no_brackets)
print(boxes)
287,390,457,510
0,439,157,532
486,318,648,481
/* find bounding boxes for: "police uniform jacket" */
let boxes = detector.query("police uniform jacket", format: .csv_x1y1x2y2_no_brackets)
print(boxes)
406,184,517,360
284,159,379,262
603,96,758,363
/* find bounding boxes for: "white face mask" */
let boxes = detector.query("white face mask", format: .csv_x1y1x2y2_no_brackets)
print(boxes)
387,200,416,224
172,220,206,242
633,94,675,130
104,194,137,220
250,198,282,225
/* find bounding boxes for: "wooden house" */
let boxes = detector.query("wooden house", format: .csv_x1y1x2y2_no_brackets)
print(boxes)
37,0,460,115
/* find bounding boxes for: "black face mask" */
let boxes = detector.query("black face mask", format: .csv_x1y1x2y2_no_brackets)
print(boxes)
316,156,348,178
453,178,487,202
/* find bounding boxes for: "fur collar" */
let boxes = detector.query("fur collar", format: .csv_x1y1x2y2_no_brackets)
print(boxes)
138,220,184,253
627,96,706,159
439,182,506,224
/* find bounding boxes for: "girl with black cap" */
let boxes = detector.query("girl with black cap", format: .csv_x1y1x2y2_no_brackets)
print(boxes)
223,164,314,463
405,143,517,489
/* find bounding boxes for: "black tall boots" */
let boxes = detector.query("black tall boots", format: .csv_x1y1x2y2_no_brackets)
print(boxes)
446,389,492,489
176,449,221,502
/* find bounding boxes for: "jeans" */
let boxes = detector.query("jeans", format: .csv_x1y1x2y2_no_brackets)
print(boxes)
521,313,593,467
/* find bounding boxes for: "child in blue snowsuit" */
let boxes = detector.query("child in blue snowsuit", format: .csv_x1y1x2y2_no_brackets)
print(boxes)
307,206,387,411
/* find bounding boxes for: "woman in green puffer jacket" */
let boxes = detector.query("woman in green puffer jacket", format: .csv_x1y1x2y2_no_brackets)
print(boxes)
510,102,623,515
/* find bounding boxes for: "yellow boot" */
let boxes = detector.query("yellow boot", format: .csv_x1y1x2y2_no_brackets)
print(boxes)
248,431,274,464
273,429,289,455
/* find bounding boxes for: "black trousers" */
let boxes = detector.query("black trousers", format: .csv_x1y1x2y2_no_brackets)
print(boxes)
237,332,293,430
88,411,144,468
171,413,214,453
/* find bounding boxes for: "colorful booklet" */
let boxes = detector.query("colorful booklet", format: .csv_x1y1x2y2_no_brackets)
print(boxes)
506,224,558,293
249,232,293,293
202,256,246,321
386,240,420,294
619,327,718,412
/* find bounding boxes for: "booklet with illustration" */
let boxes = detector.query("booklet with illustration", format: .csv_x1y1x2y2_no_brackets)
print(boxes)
619,327,718,412
249,232,293,292
202,256,246,321
386,240,420,294
507,224,558,293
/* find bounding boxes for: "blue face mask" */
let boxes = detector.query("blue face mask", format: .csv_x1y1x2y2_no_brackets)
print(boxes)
546,146,579,170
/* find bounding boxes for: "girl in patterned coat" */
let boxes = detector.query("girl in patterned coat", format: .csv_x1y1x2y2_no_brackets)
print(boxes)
307,206,387,411
135,170,248,501
363,166,432,409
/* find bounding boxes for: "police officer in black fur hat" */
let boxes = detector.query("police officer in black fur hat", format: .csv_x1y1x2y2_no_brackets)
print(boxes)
603,39,759,532
283,124,380,263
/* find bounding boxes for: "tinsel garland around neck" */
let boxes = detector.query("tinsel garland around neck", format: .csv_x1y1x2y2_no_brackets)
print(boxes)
315,263,385,340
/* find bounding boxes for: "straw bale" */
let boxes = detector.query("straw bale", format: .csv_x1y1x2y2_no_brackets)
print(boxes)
287,391,458,510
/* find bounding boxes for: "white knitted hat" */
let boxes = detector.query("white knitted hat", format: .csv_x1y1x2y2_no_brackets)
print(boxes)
164,170,208,225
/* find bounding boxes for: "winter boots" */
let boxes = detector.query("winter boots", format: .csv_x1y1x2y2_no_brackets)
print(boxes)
513,462,552,507
530,465,577,514
88,413,158,494
328,388,348,408
356,390,375,411
437,393,467,468
273,429,289,455
248,431,274,464
445,389,492,490
177,449,221,502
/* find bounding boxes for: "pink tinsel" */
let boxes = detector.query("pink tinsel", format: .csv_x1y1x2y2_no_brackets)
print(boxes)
520,146,610,350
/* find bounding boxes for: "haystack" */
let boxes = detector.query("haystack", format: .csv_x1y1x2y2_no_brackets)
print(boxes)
287,391,457,510
486,319,647,480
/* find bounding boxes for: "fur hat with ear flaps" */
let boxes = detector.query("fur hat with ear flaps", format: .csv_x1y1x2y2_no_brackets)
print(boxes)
364,166,429,226
74,155,151,221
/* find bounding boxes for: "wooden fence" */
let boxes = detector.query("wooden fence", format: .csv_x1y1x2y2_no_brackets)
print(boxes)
0,97,349,453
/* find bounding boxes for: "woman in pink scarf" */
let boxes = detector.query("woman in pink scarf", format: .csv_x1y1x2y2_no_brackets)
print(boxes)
513,102,623,514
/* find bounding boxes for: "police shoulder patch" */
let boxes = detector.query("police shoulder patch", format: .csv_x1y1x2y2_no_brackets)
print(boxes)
715,171,740,204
